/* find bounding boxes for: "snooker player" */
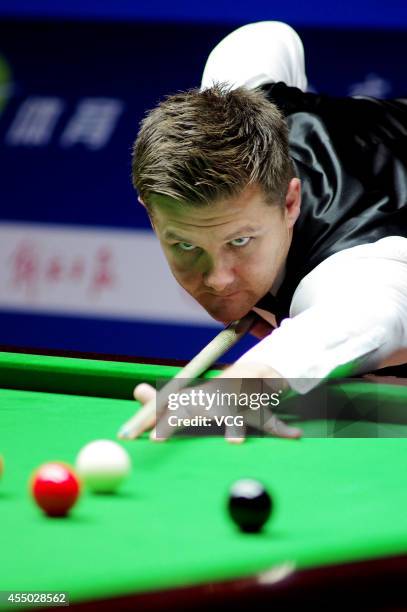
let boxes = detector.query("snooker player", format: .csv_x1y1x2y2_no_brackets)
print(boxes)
128,21,407,440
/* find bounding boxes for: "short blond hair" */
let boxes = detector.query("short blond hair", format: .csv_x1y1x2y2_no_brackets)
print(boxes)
132,83,294,208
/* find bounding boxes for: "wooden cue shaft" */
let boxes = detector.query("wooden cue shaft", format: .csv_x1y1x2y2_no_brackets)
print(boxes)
117,312,257,439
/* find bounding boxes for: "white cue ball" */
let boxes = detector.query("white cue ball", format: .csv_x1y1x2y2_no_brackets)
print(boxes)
75,440,131,493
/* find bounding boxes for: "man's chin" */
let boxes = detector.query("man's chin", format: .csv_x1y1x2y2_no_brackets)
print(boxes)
205,303,253,325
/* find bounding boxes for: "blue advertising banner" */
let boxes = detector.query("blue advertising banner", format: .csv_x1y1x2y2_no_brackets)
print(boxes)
0,0,406,29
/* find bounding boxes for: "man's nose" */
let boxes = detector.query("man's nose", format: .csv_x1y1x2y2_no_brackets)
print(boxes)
203,257,235,293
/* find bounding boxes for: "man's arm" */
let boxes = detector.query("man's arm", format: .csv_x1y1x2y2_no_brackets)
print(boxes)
235,237,407,393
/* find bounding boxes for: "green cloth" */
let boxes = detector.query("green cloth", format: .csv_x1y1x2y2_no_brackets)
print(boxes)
1,352,407,606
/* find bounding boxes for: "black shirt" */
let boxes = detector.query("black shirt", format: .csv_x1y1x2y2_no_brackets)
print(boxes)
255,82,407,323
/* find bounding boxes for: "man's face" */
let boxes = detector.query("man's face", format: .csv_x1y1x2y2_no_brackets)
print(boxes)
148,181,301,324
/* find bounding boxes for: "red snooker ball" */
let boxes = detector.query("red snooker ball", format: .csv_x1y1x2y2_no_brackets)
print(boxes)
31,463,81,517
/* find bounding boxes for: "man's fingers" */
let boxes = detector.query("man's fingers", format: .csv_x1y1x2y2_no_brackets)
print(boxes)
226,428,246,444
262,414,302,439
242,407,302,440
150,404,190,442
131,380,301,442
133,383,156,404
120,402,157,438
123,384,158,438
224,417,246,444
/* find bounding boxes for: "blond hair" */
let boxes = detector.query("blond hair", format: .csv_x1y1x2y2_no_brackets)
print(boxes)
132,83,294,208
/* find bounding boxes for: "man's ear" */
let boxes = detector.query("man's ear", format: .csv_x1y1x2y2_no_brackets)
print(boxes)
138,196,146,208
285,178,301,228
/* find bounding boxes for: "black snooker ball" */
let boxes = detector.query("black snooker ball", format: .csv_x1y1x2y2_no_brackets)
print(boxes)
228,479,272,533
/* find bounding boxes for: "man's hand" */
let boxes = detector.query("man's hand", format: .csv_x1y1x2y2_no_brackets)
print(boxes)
132,362,302,443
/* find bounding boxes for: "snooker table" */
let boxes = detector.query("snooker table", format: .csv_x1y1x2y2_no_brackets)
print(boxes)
2,348,407,610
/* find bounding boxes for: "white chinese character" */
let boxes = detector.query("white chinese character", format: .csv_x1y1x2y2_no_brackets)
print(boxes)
60,98,124,150
5,97,64,146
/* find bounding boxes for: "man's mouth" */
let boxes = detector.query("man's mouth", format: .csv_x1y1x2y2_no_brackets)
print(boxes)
207,291,240,298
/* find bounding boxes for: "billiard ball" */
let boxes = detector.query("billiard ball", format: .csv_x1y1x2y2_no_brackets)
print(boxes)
75,440,131,494
228,479,272,532
31,463,81,517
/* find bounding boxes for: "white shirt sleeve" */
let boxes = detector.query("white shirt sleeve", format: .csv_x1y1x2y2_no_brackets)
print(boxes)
236,237,407,393
200,21,308,92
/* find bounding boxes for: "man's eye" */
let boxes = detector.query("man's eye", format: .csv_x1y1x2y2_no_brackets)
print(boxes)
177,242,197,252
229,237,251,247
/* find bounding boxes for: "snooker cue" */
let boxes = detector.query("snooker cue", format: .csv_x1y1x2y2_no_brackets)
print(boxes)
117,312,257,439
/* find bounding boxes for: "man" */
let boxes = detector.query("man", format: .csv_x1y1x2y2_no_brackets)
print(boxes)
128,21,407,441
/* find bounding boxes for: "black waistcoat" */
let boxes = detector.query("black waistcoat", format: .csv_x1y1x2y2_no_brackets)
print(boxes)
255,82,407,323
